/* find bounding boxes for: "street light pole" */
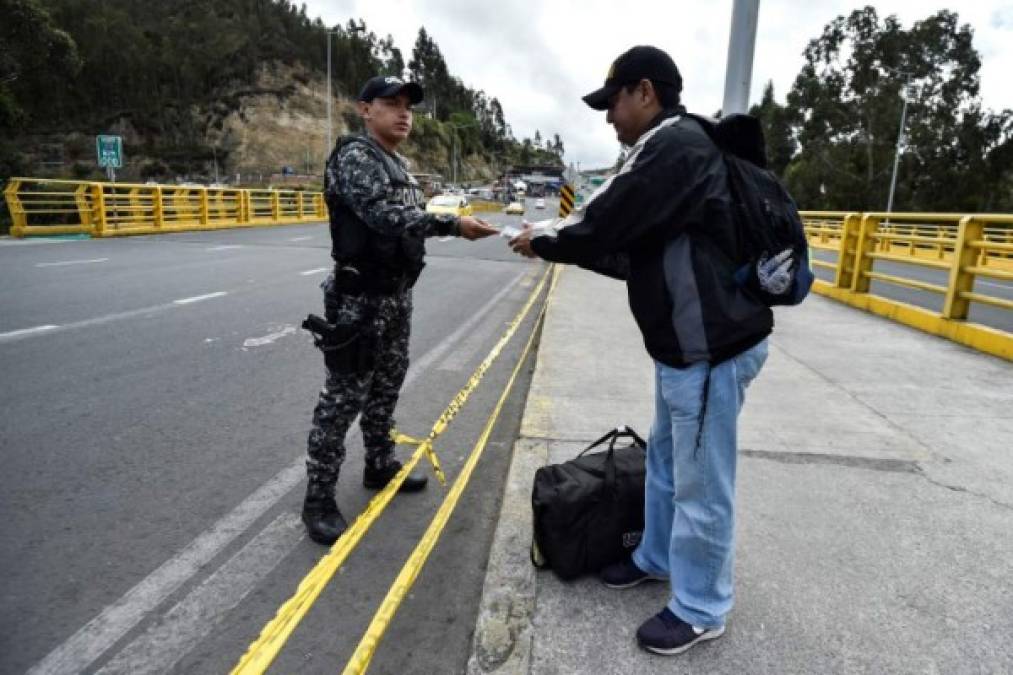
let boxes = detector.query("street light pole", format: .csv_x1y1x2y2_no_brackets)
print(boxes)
447,121,480,188
886,74,912,214
325,29,341,162
721,0,760,116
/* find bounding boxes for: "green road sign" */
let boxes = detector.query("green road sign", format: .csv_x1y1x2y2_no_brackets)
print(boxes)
96,135,123,168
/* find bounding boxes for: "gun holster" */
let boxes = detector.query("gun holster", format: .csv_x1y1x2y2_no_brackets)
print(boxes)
301,314,374,374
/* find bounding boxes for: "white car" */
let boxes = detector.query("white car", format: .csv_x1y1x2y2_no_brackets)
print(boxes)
535,198,546,209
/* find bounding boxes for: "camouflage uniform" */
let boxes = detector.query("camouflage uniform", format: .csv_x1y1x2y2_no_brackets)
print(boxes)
305,133,458,495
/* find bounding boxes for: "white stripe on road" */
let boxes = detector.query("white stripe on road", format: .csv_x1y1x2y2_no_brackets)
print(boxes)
0,325,60,340
173,292,228,305
242,325,297,348
34,258,108,268
299,267,329,276
93,514,305,675
25,267,531,675
26,463,306,675
288,236,313,242
2,294,227,346
206,245,243,251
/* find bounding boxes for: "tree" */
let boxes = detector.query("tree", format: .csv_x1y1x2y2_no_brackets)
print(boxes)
748,81,795,178
784,7,1010,211
408,27,451,119
0,0,81,129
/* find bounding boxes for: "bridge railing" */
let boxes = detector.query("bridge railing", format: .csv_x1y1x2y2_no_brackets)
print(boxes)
801,211,1012,360
3,178,326,237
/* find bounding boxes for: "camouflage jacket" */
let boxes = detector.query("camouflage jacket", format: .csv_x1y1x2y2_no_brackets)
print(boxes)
324,134,459,271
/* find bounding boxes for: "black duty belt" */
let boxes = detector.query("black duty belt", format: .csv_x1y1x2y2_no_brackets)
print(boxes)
331,266,419,295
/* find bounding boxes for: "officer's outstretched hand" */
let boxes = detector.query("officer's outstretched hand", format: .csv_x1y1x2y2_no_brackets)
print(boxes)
458,216,499,240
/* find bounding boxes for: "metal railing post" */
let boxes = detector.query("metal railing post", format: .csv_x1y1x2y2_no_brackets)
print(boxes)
942,216,983,320
92,182,108,236
272,191,280,221
5,179,27,237
199,187,210,227
153,186,164,230
835,212,862,289
851,214,881,293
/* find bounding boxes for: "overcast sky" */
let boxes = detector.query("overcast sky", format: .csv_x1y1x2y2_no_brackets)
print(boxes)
303,1,1013,169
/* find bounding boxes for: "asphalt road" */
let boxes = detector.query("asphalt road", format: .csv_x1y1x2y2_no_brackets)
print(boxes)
811,248,1013,333
0,202,548,675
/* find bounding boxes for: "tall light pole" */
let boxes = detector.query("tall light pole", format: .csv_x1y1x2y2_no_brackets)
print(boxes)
886,74,913,214
721,0,760,116
448,121,480,187
326,29,339,160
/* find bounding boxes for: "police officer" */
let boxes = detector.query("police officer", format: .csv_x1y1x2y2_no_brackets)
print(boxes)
303,75,498,545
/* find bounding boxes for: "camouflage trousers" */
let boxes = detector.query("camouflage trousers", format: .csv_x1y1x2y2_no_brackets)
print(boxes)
305,277,412,488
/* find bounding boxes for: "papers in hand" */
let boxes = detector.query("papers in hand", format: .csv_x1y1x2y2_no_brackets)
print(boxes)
499,218,556,239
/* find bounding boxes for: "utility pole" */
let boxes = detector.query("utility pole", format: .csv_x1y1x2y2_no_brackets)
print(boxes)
721,0,760,116
326,29,339,161
886,74,912,214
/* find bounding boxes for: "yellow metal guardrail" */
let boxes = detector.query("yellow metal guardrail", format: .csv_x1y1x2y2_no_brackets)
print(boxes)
801,211,1013,360
3,178,325,238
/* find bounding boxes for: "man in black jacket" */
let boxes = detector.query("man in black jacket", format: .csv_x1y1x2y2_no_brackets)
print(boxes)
510,46,769,656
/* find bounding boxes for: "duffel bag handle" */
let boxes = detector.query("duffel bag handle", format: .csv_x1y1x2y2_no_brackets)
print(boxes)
576,425,646,459
576,426,646,500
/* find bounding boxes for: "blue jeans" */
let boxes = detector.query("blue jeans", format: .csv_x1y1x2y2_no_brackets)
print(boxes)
632,339,768,627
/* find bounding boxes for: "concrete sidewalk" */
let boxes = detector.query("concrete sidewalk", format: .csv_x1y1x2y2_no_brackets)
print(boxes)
468,266,1013,674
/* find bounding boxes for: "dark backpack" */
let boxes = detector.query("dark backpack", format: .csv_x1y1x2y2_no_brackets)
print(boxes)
687,113,813,306
531,426,647,580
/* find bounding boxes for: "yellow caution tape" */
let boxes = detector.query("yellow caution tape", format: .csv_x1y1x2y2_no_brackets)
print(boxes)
229,264,555,675
389,430,446,486
342,264,561,674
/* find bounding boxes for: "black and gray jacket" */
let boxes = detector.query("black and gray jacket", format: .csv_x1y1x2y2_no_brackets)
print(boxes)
531,108,772,367
324,133,459,283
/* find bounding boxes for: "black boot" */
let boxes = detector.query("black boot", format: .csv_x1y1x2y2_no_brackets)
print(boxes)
301,482,348,545
363,460,428,492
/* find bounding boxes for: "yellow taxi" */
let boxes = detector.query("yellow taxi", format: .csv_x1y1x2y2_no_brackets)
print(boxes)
426,195,473,217
504,201,525,215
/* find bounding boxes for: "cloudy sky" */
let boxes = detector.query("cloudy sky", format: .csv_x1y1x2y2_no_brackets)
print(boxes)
303,0,1013,169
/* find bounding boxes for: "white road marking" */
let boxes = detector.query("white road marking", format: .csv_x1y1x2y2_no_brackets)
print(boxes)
0,237,74,246
205,245,243,251
288,236,313,242
24,267,532,675
173,292,228,305
299,267,329,276
25,463,305,675
35,258,108,268
242,325,297,348
0,325,60,340
93,514,305,675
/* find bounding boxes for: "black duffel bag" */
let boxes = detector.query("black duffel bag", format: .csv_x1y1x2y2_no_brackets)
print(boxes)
531,426,647,580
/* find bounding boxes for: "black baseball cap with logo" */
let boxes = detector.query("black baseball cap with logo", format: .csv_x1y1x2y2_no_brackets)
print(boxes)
358,75,424,104
582,45,683,110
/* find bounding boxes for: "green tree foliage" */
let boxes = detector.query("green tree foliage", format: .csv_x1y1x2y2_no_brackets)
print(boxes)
748,81,794,178
782,7,1013,212
0,0,563,193
0,0,81,130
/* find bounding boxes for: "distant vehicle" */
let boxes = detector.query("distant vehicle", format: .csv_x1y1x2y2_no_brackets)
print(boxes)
426,194,473,217
504,201,524,215
535,198,545,209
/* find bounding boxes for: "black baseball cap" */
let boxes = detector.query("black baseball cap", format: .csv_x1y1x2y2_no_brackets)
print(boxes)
582,45,683,110
358,75,424,104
